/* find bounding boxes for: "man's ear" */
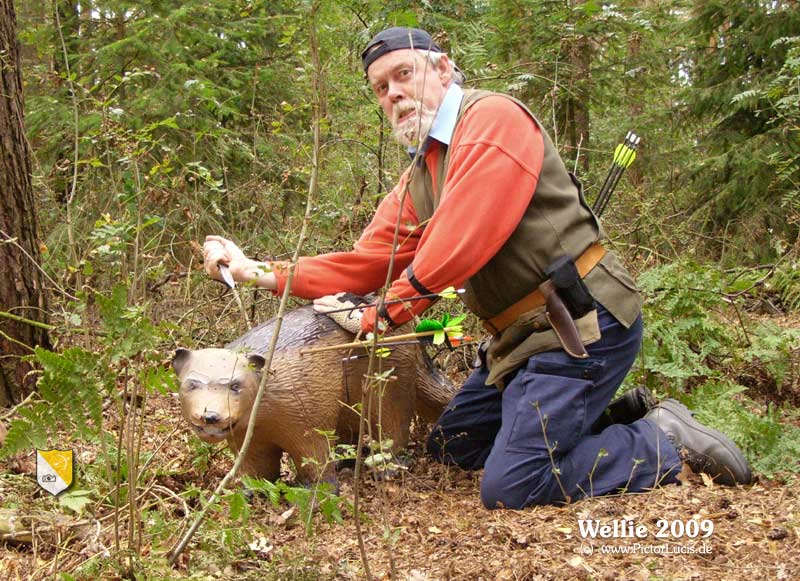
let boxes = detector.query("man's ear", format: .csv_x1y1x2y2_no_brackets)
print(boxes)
172,348,191,376
247,354,266,372
438,53,453,85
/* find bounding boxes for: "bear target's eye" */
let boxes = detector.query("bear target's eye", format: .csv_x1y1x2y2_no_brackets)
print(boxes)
230,381,242,393
186,381,200,391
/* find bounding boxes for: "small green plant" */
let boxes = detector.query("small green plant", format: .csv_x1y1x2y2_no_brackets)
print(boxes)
241,476,351,535
683,380,800,479
766,263,800,312
742,320,800,390
221,428,356,537
2,345,108,457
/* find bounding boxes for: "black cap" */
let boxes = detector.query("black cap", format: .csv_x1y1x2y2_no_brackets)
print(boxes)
362,27,441,74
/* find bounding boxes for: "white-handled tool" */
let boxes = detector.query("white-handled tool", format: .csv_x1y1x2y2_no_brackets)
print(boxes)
218,264,235,289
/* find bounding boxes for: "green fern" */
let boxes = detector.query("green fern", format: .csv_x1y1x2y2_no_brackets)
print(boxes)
1,347,109,458
0,284,169,466
636,260,800,478
636,260,735,389
770,265,800,311
744,322,800,388
684,380,798,478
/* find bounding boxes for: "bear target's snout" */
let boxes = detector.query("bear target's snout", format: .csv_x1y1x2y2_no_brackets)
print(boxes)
201,410,222,425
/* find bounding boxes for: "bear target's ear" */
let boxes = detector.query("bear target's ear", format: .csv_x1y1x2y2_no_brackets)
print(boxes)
172,348,192,375
247,354,266,372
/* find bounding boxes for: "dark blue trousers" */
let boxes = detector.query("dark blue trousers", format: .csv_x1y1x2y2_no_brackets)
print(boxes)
427,306,682,508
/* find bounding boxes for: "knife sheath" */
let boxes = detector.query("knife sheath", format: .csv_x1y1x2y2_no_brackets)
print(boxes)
538,279,589,359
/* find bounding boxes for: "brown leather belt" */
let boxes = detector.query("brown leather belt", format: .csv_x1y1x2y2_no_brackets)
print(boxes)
482,242,607,335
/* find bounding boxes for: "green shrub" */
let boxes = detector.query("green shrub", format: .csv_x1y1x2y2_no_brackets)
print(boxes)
633,260,800,478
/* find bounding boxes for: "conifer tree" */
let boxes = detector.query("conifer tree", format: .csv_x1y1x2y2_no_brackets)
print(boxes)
0,0,51,405
683,0,800,257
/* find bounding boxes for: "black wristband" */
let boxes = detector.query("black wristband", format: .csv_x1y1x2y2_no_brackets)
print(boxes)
406,265,434,297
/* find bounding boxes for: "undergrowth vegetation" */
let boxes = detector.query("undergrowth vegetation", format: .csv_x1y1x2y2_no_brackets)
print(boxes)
633,260,800,479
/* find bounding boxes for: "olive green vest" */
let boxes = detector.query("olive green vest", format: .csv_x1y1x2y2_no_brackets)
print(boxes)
407,89,642,385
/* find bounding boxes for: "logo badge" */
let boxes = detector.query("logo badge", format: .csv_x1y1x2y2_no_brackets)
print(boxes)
36,449,73,496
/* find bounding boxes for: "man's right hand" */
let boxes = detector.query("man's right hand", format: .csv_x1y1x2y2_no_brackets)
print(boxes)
203,235,276,289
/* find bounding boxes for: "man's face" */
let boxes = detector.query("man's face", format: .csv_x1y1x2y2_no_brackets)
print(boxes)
367,49,452,147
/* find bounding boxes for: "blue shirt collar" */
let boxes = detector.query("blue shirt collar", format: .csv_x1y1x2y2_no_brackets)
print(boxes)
408,83,464,156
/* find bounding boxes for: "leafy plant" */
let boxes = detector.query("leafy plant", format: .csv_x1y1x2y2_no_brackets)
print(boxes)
636,260,736,389
634,260,800,478
2,346,108,457
683,381,800,479
768,263,800,312
241,476,351,535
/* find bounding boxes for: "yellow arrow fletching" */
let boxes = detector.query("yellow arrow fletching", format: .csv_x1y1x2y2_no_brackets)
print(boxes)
613,143,624,163
438,286,459,299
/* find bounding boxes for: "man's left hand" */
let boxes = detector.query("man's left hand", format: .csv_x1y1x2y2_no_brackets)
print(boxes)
313,293,371,335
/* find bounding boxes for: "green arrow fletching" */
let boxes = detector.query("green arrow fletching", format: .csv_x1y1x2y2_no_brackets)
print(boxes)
415,319,444,333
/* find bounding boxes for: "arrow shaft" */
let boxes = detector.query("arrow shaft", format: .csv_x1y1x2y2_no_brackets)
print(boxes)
595,162,627,215
319,288,466,315
300,329,445,355
594,163,624,214
593,163,619,212
593,132,640,217
300,330,442,355
593,133,635,214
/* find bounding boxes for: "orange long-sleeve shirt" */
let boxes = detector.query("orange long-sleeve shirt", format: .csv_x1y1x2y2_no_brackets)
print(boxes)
272,95,544,332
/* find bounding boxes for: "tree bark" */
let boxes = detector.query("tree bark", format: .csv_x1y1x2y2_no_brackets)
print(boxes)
567,0,592,172
624,29,643,188
0,0,51,407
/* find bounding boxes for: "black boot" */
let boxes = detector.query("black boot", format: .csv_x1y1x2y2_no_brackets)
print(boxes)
592,385,656,433
645,399,753,486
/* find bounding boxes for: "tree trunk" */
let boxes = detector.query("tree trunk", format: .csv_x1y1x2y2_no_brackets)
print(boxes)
567,0,592,173
624,30,643,188
0,0,51,407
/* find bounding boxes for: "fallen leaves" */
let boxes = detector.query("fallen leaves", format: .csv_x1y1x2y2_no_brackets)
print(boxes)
3,391,798,581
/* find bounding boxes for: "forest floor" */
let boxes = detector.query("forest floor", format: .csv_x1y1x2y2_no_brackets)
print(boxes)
1,388,798,580
1,300,799,580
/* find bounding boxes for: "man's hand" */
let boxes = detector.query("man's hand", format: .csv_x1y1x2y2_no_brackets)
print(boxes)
203,235,275,289
313,293,371,335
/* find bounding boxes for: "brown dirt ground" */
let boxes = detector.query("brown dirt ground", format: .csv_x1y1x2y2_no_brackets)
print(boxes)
1,386,798,580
